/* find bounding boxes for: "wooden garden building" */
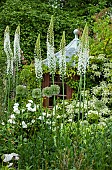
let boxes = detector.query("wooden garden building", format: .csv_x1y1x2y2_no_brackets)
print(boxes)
42,29,80,108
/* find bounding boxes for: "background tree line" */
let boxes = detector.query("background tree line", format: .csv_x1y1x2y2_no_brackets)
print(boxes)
0,0,111,61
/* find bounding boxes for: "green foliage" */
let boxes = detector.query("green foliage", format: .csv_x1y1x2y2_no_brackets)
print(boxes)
1,110,112,169
90,18,112,58
0,166,15,170
0,0,111,63
87,112,100,124
0,0,53,60
19,64,38,92
16,85,27,97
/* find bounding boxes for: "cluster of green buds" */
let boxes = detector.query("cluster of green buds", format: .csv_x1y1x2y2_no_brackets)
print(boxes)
32,88,41,99
16,85,27,97
42,84,60,98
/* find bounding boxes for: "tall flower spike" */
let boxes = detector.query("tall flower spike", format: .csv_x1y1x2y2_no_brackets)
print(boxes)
14,25,21,64
47,15,56,75
59,31,66,77
4,26,13,75
78,23,89,75
34,34,43,79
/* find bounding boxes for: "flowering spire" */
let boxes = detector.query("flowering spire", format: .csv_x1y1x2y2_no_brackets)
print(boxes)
14,25,21,64
78,23,89,75
34,34,43,80
59,31,66,77
4,26,13,75
47,15,56,75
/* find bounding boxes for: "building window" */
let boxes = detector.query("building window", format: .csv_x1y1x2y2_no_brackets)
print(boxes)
42,73,73,108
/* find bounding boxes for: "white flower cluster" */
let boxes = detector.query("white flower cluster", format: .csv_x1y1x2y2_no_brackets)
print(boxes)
34,34,43,80
8,114,16,124
92,81,112,106
97,54,105,60
81,90,89,98
26,100,36,112
59,31,66,77
47,42,56,75
7,57,13,75
91,64,97,70
35,58,43,79
22,121,27,128
77,24,89,75
4,26,13,75
92,86,102,96
65,104,74,114
38,112,51,120
59,49,66,77
9,100,37,128
52,105,59,115
13,103,20,114
14,26,21,64
94,71,101,77
88,110,99,115
75,101,88,110
3,153,19,162
78,45,89,75
104,67,111,78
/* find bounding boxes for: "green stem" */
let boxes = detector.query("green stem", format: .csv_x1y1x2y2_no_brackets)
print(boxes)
86,91,89,121
74,79,80,122
52,74,54,85
82,73,86,121
39,78,45,168
7,74,11,119
16,60,19,87
78,74,82,121
21,108,23,144
52,74,56,116
4,78,8,113
62,75,65,138
51,74,55,133
13,63,16,101
39,79,42,114
62,76,65,116
15,60,19,102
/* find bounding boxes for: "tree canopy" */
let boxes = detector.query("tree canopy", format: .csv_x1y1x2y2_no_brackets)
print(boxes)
0,0,111,62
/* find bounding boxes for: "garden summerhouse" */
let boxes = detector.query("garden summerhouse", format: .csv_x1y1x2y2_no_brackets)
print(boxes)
42,29,80,108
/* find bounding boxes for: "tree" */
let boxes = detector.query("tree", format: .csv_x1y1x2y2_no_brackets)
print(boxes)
0,0,111,62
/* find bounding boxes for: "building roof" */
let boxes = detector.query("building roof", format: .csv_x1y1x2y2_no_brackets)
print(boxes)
42,29,79,65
